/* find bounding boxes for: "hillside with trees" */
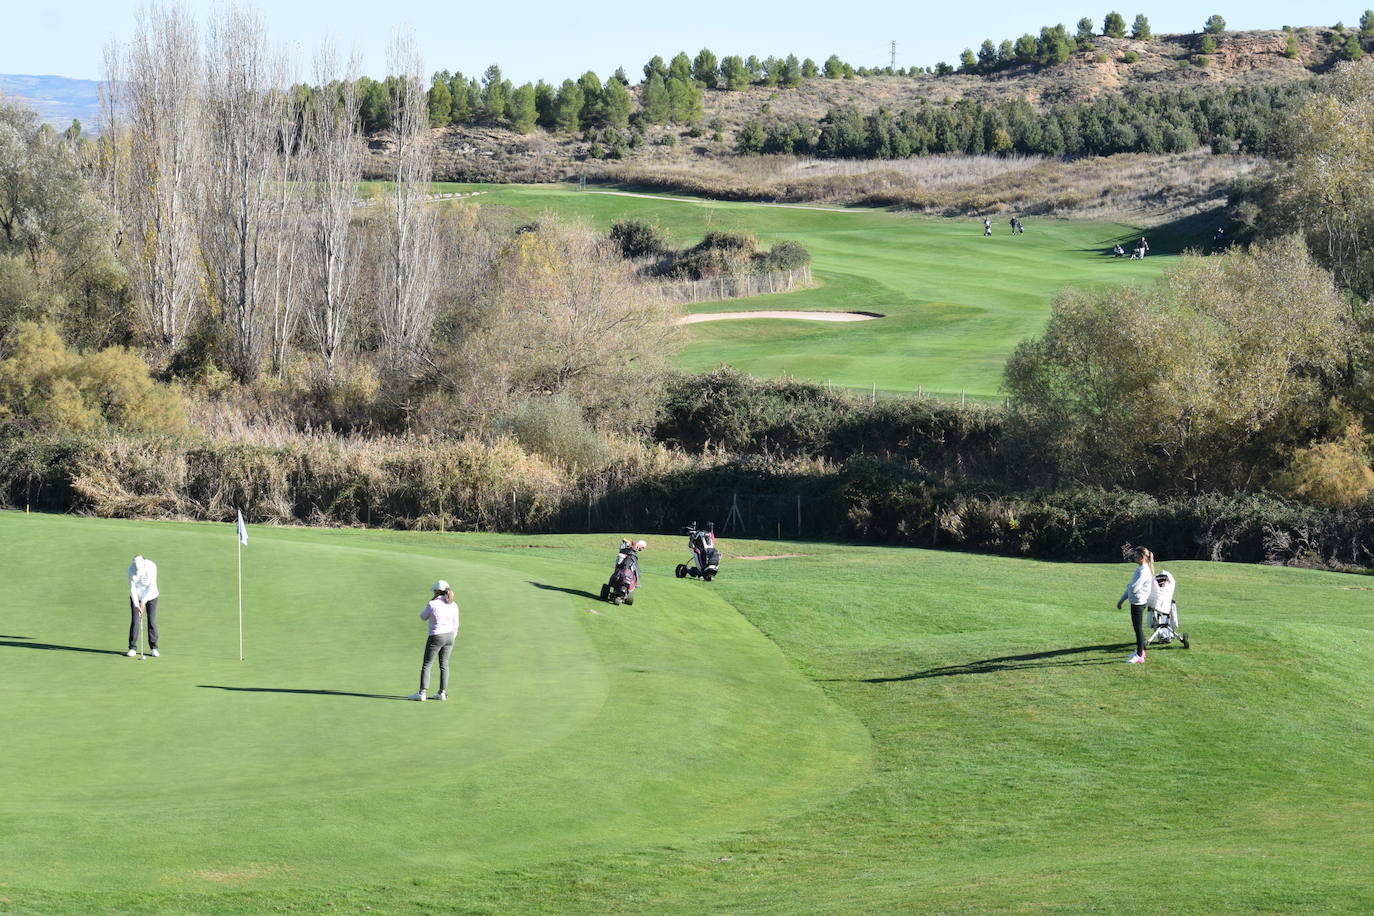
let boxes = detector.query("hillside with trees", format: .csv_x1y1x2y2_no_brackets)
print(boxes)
361,18,1374,205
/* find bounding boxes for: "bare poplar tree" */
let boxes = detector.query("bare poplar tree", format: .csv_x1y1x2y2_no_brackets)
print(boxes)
201,6,289,382
265,82,305,379
301,45,364,383
377,32,440,371
106,4,206,353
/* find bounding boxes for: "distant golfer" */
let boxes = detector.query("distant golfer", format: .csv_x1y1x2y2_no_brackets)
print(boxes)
1116,547,1157,664
127,555,160,657
983,217,992,236
410,580,459,702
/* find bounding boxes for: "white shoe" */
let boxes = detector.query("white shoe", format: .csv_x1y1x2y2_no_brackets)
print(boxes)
409,690,426,701
435,690,448,701
126,649,138,657
150,649,160,657
1127,653,1145,664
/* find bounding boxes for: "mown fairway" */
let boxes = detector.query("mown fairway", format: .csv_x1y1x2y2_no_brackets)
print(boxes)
440,183,1175,399
3,511,1372,913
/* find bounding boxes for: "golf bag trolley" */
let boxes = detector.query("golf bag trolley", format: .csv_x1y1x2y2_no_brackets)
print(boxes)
675,522,720,582
1145,570,1190,650
601,539,644,605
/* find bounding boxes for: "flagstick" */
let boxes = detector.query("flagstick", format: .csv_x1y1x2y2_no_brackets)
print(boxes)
237,529,244,661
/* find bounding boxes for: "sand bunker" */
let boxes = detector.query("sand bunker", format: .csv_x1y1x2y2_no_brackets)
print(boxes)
679,311,882,325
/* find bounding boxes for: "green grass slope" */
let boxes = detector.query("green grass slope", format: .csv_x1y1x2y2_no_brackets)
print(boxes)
0,513,866,898
3,512,1371,913
446,183,1174,398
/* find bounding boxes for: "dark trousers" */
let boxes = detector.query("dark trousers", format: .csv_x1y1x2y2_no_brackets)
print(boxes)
129,597,159,650
1130,604,1146,656
420,632,455,691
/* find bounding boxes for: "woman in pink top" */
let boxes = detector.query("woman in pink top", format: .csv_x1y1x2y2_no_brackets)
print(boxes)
409,580,459,702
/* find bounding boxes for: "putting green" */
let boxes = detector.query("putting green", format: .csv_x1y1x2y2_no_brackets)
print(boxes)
438,183,1175,399
0,513,868,891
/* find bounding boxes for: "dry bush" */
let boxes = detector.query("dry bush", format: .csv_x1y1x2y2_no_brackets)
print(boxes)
1276,424,1374,507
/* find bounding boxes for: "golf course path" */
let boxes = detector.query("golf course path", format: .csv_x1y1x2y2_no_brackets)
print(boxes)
678,310,883,324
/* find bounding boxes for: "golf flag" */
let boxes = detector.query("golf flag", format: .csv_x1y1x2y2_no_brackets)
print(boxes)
235,509,246,660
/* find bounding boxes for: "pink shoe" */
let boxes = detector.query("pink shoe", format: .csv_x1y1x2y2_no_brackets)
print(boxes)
1127,653,1146,664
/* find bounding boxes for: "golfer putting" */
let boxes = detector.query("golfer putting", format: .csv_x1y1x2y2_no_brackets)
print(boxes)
410,580,459,701
126,555,160,658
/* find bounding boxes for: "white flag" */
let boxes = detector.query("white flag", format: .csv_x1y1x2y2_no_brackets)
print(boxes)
236,509,248,545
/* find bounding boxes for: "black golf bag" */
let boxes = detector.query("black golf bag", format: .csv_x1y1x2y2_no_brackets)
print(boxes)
601,539,641,605
675,523,720,582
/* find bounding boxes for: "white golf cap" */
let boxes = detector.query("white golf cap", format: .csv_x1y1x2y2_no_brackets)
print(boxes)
432,580,450,592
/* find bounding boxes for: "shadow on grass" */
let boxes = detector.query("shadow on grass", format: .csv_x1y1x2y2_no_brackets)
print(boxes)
198,685,410,701
0,639,128,657
527,581,602,601
850,643,1136,683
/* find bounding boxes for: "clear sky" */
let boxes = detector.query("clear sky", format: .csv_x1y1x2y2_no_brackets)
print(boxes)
6,0,1363,83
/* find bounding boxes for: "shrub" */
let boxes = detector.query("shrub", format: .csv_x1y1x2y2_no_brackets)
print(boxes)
609,219,666,259
504,394,610,472
0,322,185,433
1277,424,1374,507
1123,51,1140,63
764,241,811,271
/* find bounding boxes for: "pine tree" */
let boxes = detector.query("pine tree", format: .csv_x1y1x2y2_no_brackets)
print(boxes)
578,71,604,125
482,65,506,121
1076,17,1095,41
641,71,669,123
720,55,750,90
959,48,978,72
667,76,702,123
779,54,803,87
553,79,582,132
427,75,453,127
802,58,819,78
1203,14,1226,34
534,81,555,128
668,52,693,83
692,49,718,87
508,83,537,133
1131,15,1151,39
823,54,844,78
603,77,632,127
643,55,666,83
1103,12,1127,39
978,40,999,71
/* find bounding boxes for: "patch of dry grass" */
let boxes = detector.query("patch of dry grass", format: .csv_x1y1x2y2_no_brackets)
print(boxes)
592,149,1271,221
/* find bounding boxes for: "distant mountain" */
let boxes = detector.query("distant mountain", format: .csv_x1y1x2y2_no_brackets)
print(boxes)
0,74,102,130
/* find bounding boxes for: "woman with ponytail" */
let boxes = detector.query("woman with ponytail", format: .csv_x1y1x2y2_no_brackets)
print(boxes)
1116,547,1157,664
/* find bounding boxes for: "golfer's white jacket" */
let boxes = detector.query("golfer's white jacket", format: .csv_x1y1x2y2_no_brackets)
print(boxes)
128,558,159,604
1119,564,1156,607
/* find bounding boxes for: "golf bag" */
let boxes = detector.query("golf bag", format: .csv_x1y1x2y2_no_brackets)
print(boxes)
601,539,641,605
1145,570,1190,649
675,522,720,582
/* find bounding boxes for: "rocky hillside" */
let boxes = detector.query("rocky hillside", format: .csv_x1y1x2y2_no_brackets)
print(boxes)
363,27,1355,184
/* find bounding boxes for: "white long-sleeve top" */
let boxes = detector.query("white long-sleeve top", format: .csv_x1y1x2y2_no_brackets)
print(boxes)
1119,563,1157,607
421,597,459,636
128,557,159,604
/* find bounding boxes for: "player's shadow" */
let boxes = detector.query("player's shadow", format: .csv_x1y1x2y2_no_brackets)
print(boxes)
527,581,602,601
852,643,1134,683
198,685,410,701
0,639,128,656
